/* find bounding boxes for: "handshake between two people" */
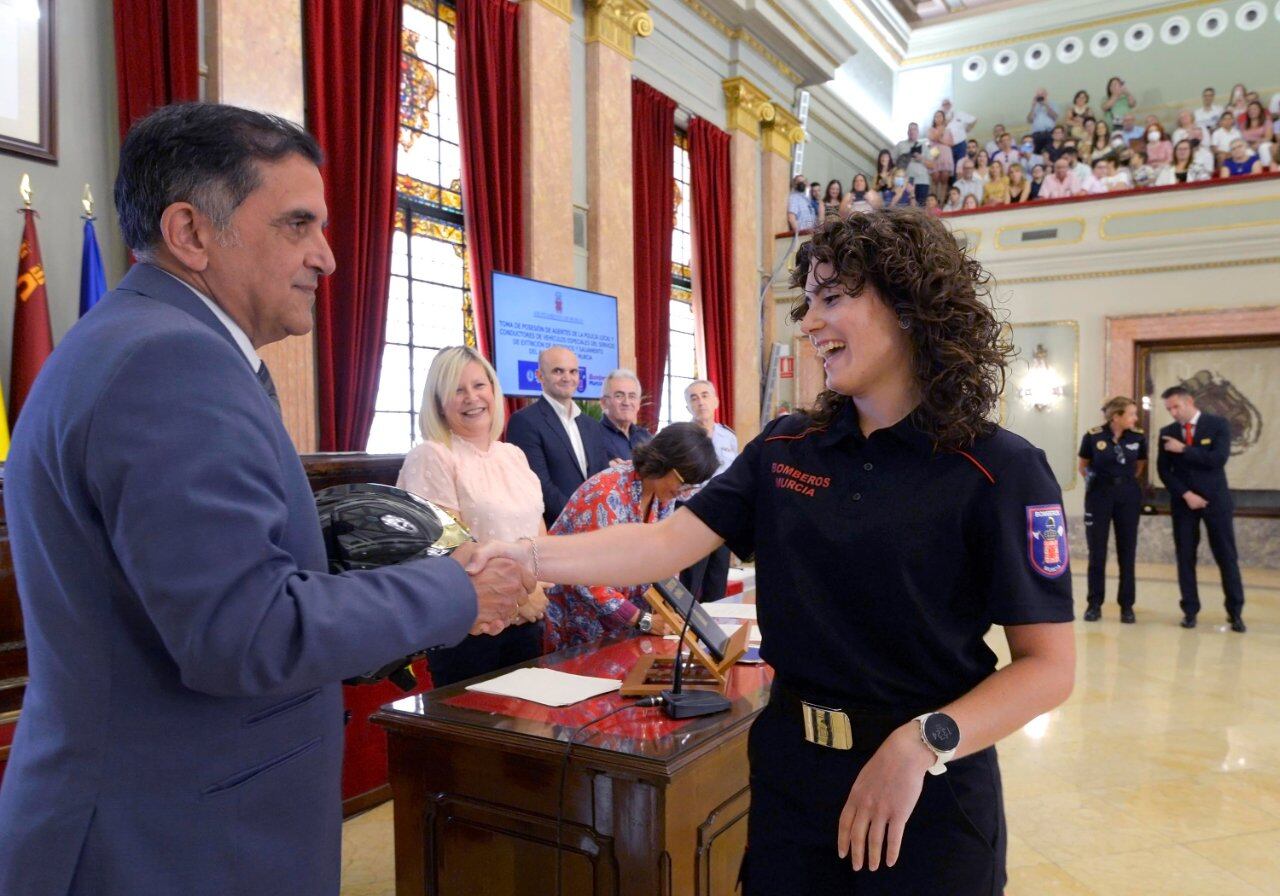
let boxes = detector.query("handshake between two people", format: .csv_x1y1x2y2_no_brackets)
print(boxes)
451,541,542,637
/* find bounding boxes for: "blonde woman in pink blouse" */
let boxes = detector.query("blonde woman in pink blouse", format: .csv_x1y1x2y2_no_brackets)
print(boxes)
397,346,549,686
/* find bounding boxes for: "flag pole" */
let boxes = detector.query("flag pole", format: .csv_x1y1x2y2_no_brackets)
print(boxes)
81,183,95,221
19,173,32,211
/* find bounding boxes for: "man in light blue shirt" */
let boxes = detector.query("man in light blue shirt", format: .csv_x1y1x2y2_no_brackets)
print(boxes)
786,174,817,232
1026,88,1059,153
680,379,738,602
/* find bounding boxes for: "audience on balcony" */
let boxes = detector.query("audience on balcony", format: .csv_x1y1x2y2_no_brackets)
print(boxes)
1222,139,1262,178
1008,163,1031,203
983,160,1011,205
822,180,844,221
789,77,1278,230
840,173,878,216
1102,76,1137,127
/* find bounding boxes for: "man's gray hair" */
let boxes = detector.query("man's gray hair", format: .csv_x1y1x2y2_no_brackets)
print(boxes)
684,379,716,402
603,368,641,395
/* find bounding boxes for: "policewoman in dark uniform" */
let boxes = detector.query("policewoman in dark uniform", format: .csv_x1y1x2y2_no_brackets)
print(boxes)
467,210,1076,895
1078,396,1146,623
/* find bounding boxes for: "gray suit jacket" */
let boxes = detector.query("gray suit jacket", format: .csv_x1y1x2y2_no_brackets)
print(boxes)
0,263,476,895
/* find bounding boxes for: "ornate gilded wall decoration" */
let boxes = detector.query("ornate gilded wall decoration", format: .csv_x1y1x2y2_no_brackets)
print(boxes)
399,29,436,152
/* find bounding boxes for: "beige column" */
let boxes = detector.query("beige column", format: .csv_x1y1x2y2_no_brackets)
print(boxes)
520,0,575,286
583,0,651,371
759,108,803,365
759,108,804,416
722,77,771,441
208,0,317,452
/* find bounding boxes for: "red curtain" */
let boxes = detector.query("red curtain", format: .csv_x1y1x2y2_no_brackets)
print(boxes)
631,81,676,430
456,0,523,365
689,119,734,428
304,0,402,452
113,0,199,142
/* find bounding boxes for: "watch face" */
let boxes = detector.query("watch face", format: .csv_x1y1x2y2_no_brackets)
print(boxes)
924,713,961,752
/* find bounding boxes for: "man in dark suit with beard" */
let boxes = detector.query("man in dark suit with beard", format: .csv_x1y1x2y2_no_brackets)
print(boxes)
1157,385,1246,632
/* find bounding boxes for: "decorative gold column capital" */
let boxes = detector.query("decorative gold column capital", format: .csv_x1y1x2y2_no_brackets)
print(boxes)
762,106,805,160
722,76,774,139
522,0,574,25
585,0,652,58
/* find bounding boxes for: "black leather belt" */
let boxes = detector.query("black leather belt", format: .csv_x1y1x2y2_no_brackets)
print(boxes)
769,682,920,752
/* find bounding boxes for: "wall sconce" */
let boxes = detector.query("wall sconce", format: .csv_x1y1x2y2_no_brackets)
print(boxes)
1017,343,1064,412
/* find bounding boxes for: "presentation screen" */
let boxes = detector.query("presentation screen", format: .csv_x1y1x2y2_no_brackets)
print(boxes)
492,272,619,399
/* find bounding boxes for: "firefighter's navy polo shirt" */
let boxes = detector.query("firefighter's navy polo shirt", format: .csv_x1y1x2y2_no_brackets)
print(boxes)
685,402,1074,712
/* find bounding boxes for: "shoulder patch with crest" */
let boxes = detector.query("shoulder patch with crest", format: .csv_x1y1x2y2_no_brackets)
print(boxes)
1026,504,1069,578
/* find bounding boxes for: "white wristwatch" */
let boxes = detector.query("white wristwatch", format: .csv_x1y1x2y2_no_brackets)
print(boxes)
913,712,960,776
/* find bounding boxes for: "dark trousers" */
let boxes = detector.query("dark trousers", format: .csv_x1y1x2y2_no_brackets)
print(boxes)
742,699,1005,895
1031,129,1054,153
1084,482,1140,609
1171,503,1245,618
680,544,731,603
425,622,544,687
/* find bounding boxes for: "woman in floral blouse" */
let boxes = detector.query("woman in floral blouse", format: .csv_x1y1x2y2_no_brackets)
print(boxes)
544,422,718,650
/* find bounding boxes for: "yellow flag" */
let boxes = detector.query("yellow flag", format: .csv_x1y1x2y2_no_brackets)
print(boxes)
0,381,9,462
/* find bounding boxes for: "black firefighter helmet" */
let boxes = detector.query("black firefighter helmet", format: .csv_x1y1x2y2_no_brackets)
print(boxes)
314,482,473,690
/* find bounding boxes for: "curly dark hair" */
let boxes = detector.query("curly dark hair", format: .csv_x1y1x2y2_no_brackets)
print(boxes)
788,209,1012,450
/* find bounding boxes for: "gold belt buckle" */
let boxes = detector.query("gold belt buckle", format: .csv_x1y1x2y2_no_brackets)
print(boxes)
800,700,853,750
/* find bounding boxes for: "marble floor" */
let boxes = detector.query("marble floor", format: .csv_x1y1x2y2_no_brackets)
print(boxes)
341,563,1280,895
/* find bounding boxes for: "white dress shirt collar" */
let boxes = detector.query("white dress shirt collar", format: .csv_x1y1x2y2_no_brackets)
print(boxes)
542,391,580,422
1188,411,1201,428
156,267,261,371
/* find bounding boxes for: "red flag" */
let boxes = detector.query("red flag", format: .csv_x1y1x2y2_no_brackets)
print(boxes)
11,209,54,423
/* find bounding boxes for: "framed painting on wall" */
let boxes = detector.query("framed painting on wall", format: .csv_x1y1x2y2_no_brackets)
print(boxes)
1136,336,1280,517
0,0,56,162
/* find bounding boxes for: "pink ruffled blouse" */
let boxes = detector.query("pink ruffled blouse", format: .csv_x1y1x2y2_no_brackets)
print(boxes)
397,437,544,542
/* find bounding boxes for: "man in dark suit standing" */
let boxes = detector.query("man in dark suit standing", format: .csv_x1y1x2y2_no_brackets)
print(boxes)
506,346,610,527
1157,385,1246,632
0,103,531,896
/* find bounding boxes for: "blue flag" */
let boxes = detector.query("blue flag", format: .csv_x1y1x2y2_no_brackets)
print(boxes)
79,218,107,317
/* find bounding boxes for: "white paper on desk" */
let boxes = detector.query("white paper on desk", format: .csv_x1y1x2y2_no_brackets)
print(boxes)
465,667,621,707
704,603,757,620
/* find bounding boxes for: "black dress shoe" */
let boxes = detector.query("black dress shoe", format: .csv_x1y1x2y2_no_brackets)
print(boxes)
1120,609,1136,624
1180,615,1197,628
1229,615,1247,633
1083,605,1101,622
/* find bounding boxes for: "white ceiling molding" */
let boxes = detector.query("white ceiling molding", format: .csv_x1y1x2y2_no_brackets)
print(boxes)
961,54,988,81
1089,29,1119,57
1195,7,1227,37
1235,1,1266,30
901,0,1231,66
1024,41,1050,69
1159,14,1190,44
1055,35,1083,64
1123,21,1153,51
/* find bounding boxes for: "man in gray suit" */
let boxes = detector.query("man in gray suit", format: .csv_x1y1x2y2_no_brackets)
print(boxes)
0,103,531,895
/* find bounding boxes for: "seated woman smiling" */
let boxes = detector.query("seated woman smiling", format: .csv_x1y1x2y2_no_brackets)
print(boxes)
543,423,718,650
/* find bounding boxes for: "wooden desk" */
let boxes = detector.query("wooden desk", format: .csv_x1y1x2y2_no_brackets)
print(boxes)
373,635,772,896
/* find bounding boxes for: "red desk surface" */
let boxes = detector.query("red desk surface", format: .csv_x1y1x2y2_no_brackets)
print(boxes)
375,635,772,767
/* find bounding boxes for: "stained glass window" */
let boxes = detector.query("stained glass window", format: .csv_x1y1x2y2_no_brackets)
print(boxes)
368,0,472,453
660,132,697,428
